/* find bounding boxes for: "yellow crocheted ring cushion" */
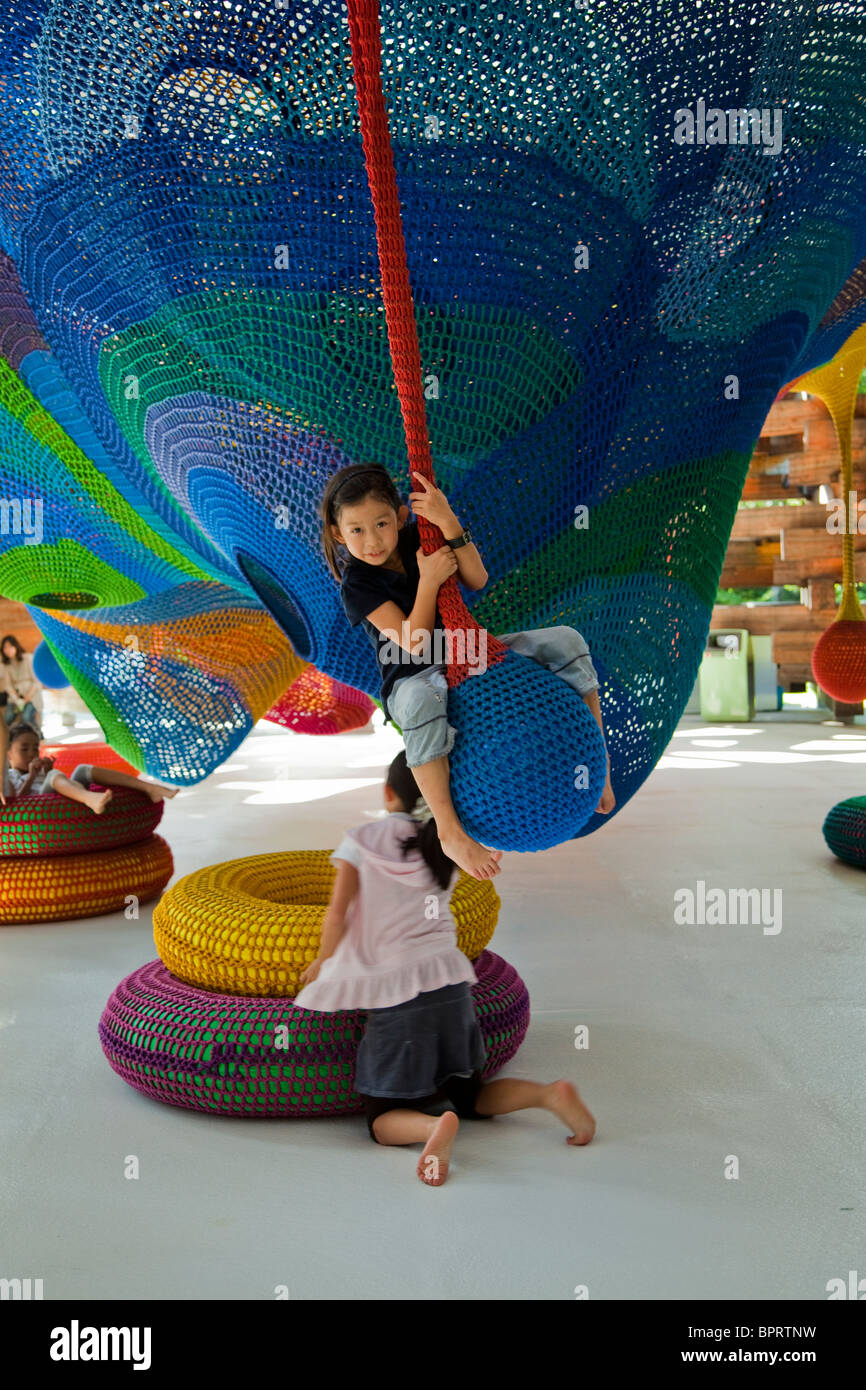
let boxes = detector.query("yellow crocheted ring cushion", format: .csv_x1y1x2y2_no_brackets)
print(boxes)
153,849,500,996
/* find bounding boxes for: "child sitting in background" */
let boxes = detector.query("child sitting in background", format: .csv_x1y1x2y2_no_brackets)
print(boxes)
296,750,596,1187
0,722,178,812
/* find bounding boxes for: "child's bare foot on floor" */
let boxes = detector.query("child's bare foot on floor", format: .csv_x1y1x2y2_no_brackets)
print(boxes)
543,1080,596,1145
140,781,178,803
87,789,113,815
596,779,616,815
440,830,502,880
418,1111,459,1186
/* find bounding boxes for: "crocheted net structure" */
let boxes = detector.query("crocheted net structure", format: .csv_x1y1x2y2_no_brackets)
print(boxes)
1,1,865,843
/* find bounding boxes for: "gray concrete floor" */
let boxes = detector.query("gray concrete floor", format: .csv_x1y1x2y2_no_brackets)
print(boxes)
1,713,863,1300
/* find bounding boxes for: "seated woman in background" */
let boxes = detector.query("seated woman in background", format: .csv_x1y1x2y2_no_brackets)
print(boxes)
0,635,44,735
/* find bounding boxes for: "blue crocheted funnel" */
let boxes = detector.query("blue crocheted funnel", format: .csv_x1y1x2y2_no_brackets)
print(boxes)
448,649,608,851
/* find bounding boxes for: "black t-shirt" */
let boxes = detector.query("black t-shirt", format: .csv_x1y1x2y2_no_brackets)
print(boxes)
340,521,447,721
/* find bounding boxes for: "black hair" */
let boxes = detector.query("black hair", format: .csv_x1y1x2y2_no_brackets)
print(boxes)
386,750,456,892
1,634,25,664
8,721,39,745
320,463,404,581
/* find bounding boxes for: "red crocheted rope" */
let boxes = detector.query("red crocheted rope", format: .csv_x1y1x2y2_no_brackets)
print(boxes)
345,0,507,685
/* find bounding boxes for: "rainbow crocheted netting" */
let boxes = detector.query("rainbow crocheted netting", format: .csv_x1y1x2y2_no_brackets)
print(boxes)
1,2,865,842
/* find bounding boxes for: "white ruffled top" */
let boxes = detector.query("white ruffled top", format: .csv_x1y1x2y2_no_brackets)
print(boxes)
293,812,477,1012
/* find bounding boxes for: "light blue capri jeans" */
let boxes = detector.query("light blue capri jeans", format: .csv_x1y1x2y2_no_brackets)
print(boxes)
1,763,94,800
388,626,600,769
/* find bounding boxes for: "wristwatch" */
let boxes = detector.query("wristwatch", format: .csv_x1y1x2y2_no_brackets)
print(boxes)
446,528,473,551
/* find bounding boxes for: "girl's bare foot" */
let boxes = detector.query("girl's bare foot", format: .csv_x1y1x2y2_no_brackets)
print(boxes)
87,789,113,816
543,1080,596,1145
596,778,616,814
140,781,178,804
418,1111,459,1185
440,829,502,880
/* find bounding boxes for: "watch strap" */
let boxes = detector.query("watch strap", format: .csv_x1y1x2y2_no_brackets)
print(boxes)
446,528,472,551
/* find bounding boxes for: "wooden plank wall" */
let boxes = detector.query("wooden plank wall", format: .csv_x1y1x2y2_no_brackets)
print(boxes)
713,393,866,695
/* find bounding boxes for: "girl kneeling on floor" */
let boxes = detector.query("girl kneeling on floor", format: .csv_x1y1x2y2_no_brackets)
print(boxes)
296,751,596,1187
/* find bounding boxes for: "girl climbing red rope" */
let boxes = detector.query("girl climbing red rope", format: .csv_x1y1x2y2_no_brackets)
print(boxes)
321,463,615,880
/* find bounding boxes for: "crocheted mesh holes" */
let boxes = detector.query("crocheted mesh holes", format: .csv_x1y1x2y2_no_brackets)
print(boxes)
822,796,866,869
99,950,530,1117
1,3,865,831
0,787,163,856
0,835,174,924
265,670,375,734
812,622,866,705
153,850,499,996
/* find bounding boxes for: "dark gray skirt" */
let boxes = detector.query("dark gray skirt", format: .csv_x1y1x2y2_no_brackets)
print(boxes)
354,982,486,1098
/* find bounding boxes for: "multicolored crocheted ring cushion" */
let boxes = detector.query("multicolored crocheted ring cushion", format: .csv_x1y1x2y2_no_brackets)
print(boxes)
822,797,866,869
0,787,163,857
0,836,173,925
153,850,499,997
99,949,529,1118
2,4,863,846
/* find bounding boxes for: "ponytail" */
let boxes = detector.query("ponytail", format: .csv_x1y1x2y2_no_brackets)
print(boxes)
386,750,455,892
